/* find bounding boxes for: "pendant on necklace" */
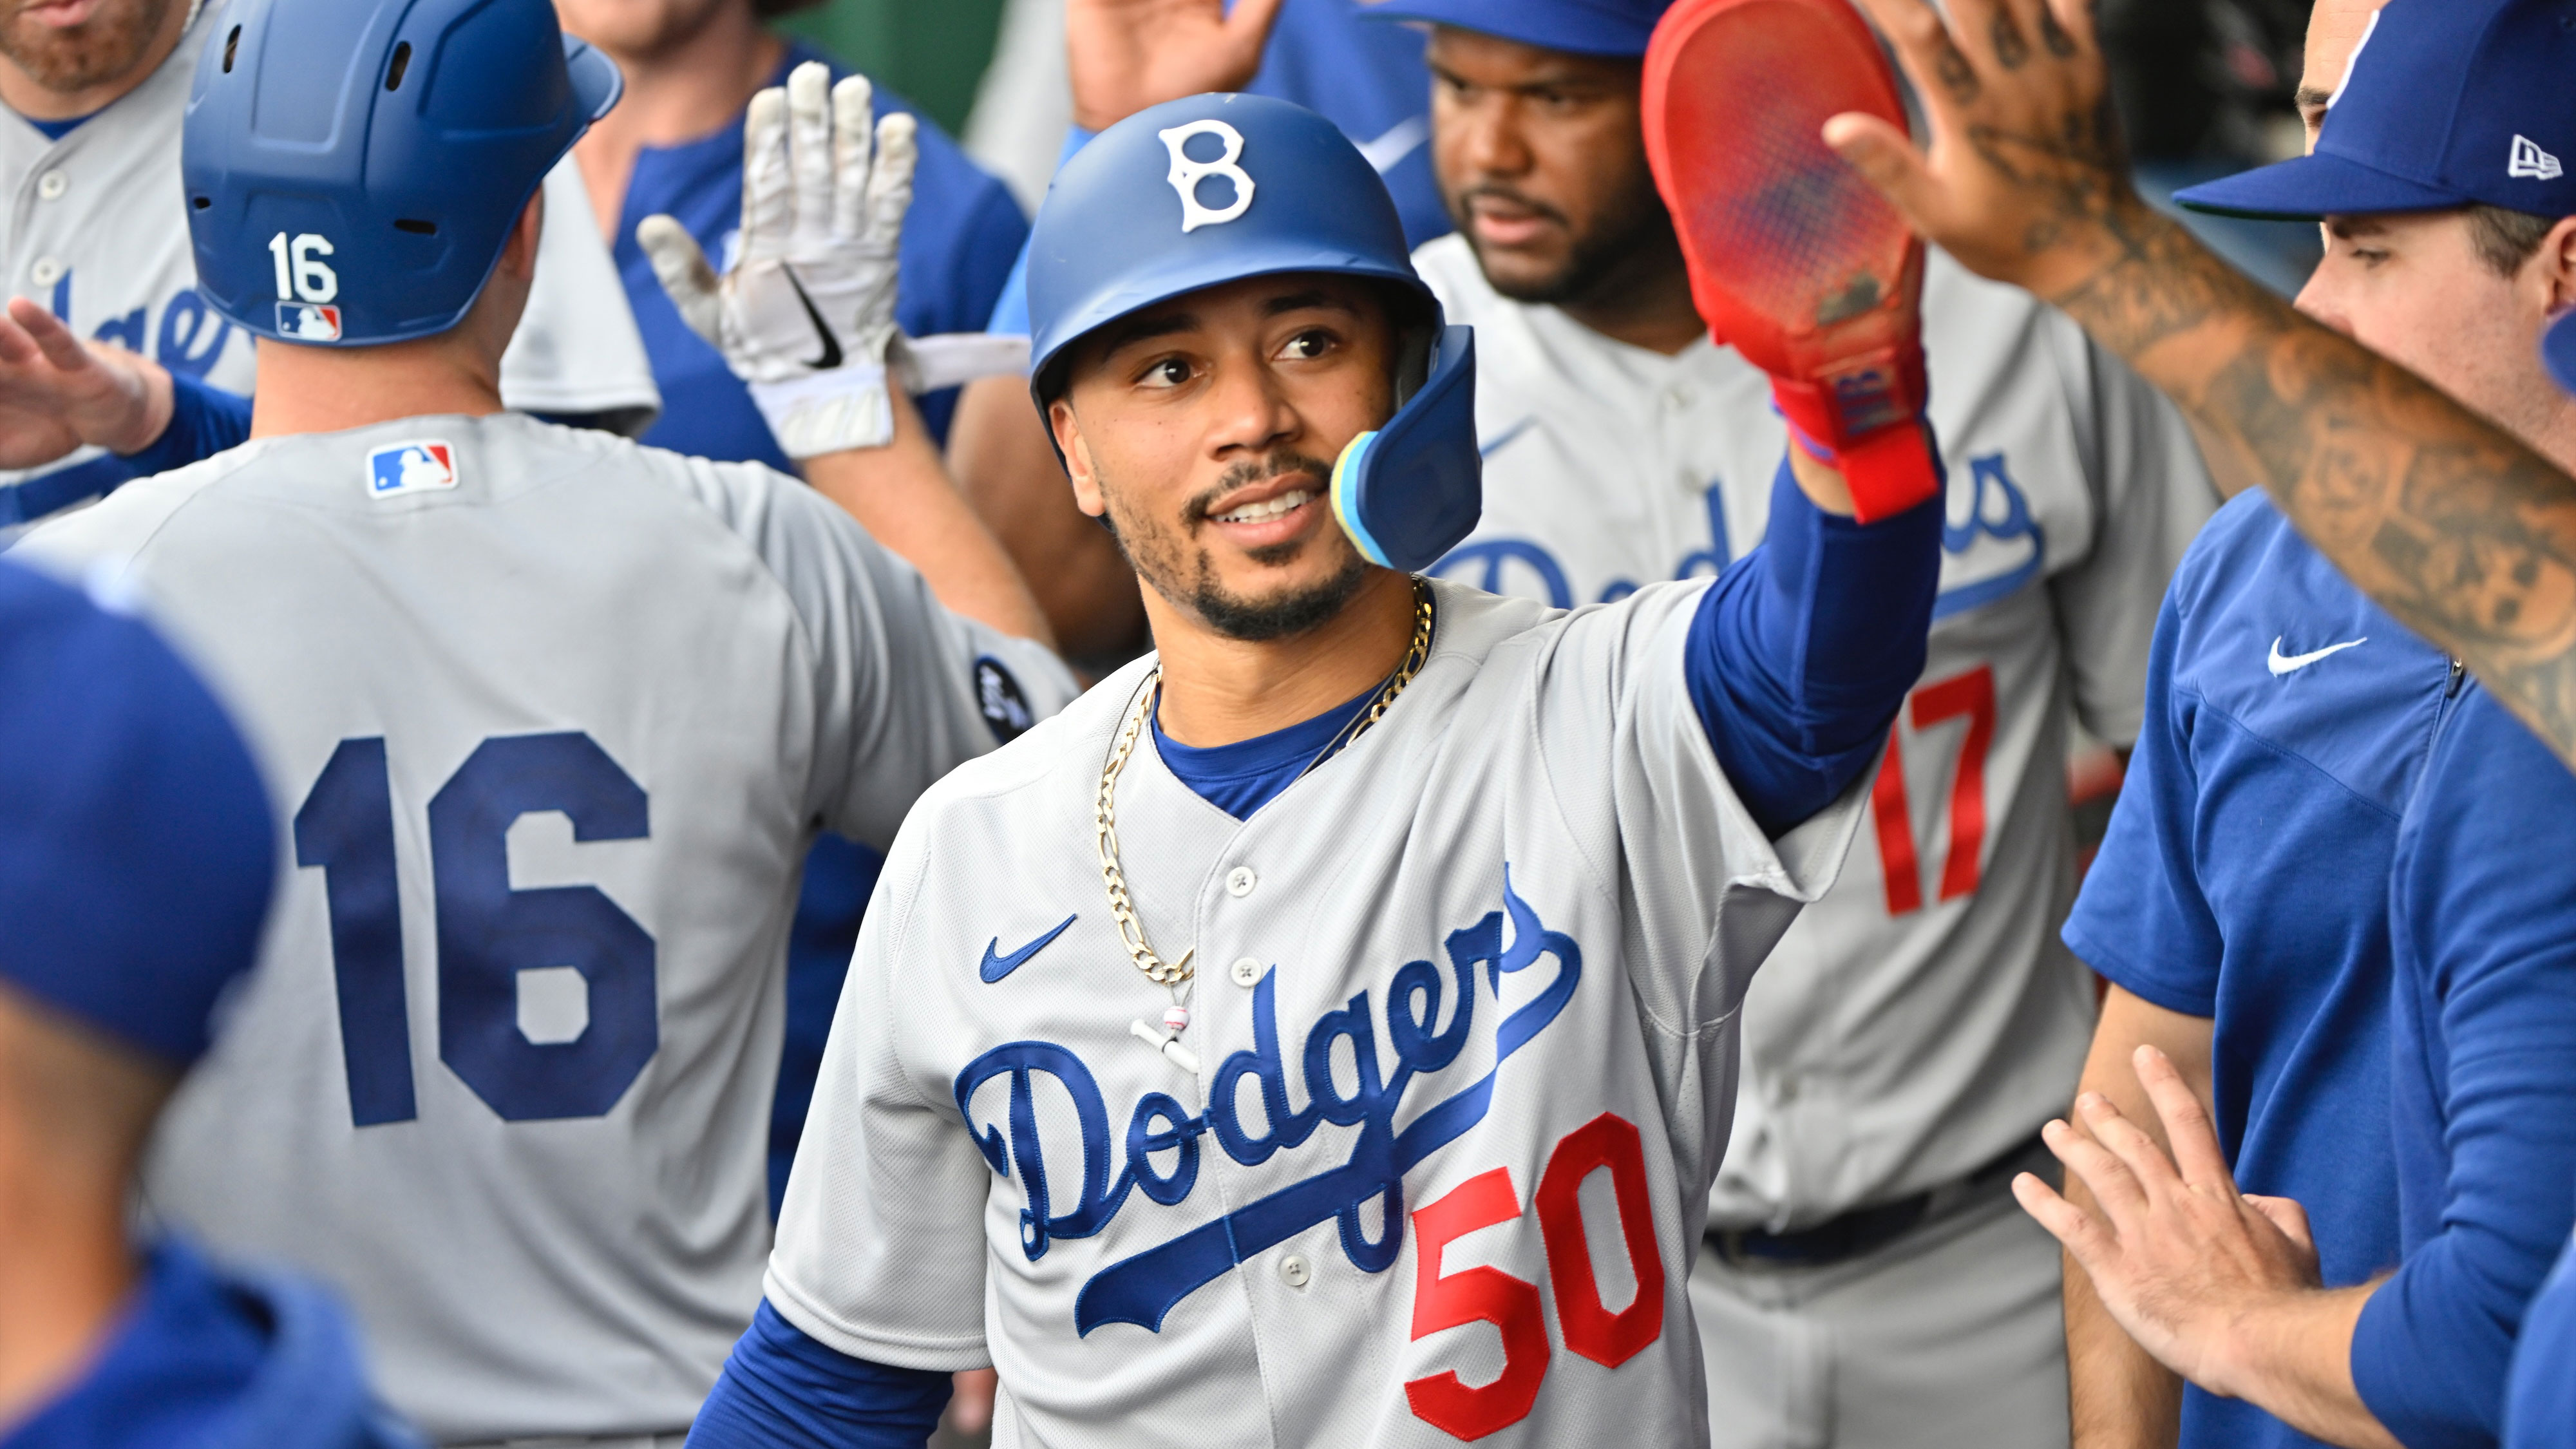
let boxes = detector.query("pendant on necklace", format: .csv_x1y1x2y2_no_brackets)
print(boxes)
1163,1005,1192,1035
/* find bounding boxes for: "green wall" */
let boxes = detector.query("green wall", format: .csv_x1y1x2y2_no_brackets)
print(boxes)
774,0,1009,137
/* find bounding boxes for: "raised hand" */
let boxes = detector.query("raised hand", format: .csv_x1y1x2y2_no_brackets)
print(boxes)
0,298,173,469
1066,0,1289,133
1824,0,2199,318
638,62,916,459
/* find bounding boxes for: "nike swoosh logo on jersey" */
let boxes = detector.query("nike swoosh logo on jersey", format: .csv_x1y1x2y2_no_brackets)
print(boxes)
2268,636,2368,676
980,914,1077,983
784,267,845,371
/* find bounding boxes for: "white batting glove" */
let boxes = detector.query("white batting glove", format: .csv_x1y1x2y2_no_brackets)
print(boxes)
638,63,914,459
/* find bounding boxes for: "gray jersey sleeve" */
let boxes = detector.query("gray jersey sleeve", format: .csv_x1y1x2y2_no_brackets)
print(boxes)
2045,319,2219,748
766,823,998,1370
677,460,1077,851
1523,583,1867,1037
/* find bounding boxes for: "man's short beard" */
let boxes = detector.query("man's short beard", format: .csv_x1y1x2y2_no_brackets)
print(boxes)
1454,173,1683,311
0,0,176,93
1101,451,1372,643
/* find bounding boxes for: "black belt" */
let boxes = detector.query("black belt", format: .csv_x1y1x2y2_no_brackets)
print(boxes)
1707,1130,2056,1271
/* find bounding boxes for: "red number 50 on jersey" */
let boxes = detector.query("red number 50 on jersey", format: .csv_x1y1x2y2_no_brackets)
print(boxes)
1405,1113,1667,1441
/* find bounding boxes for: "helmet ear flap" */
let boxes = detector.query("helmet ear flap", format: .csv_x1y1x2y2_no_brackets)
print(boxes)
1331,325,1482,574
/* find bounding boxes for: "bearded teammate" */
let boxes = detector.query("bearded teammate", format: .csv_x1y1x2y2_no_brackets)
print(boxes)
14,0,1072,1441
0,0,656,535
685,92,1941,1444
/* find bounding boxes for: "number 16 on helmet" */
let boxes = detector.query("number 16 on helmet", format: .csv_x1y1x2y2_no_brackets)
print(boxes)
183,0,621,348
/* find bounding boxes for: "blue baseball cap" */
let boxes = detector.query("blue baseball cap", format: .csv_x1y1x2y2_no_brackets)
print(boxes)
2177,0,2576,222
1360,0,1676,59
0,562,276,1065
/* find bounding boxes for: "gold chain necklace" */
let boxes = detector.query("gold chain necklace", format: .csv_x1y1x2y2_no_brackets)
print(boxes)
1095,576,1437,991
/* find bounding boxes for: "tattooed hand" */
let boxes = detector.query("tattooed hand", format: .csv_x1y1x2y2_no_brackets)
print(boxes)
1823,0,2576,770
1824,0,2163,305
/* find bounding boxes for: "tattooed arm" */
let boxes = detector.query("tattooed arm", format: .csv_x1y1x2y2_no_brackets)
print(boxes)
1826,0,2576,770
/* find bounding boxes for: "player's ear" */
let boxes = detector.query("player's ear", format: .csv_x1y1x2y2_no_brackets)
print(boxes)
498,192,545,283
2541,214,2576,318
1049,397,1107,518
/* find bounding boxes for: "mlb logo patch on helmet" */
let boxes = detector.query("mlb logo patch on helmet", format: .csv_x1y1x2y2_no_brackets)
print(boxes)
278,303,343,342
366,441,458,498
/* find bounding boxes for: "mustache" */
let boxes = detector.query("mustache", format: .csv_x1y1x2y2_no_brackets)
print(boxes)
1186,452,1337,524
1454,183,1569,229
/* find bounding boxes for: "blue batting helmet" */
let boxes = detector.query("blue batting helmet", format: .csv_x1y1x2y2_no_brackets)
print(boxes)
1027,93,1482,576
182,0,621,348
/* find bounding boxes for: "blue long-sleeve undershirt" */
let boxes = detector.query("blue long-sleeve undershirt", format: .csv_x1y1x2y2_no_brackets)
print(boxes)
686,461,1939,1446
120,373,254,478
685,1302,952,1448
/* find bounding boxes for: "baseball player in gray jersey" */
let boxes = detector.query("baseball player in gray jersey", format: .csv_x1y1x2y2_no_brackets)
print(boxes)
14,0,1072,1441
690,90,1945,1447
0,0,657,535
1348,3,2219,1443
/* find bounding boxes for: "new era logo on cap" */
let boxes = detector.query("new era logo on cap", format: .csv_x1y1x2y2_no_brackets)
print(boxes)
366,441,457,498
2512,134,2564,181
279,302,342,341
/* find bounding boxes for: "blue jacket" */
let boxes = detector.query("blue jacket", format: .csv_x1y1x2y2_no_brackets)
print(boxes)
2062,489,2448,1449
3,1238,417,1449
2354,685,2576,1448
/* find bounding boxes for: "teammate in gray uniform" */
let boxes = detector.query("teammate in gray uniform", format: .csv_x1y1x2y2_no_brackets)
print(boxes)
16,0,1072,1442
0,0,656,533
1338,3,2218,1444
694,91,1944,1448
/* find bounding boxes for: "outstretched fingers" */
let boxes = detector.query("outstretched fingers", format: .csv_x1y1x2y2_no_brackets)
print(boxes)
2134,1045,2239,1195
786,62,835,255
739,87,791,268
2013,1169,2121,1274
830,74,876,243
2043,1112,2154,1224
636,215,723,342
859,113,918,259
17,301,93,373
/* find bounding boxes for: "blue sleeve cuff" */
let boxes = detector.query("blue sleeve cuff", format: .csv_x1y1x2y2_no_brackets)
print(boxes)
685,1301,954,1449
1688,453,1941,837
2355,1263,2509,1449
119,373,251,477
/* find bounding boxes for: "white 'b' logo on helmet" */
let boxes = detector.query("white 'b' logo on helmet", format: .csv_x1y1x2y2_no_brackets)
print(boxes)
1157,120,1255,232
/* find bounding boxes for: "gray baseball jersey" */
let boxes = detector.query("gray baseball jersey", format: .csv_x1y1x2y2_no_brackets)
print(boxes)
15,412,1074,1441
0,0,657,529
1416,238,2213,1227
768,578,1866,1447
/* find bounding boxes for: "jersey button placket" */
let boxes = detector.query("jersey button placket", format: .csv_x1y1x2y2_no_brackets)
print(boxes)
35,171,66,202
1229,956,1263,989
29,256,62,287
1226,866,1258,898
1277,1254,1311,1289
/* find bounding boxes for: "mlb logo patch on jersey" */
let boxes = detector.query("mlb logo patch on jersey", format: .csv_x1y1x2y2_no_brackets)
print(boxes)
278,302,343,341
367,441,458,498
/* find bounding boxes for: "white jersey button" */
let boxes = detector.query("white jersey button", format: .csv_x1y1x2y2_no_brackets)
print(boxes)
36,170,66,201
1226,866,1258,898
1278,1254,1311,1289
1229,956,1262,988
30,256,62,287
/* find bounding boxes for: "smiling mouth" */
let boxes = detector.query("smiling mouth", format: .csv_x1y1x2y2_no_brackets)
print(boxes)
1211,487,1316,526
